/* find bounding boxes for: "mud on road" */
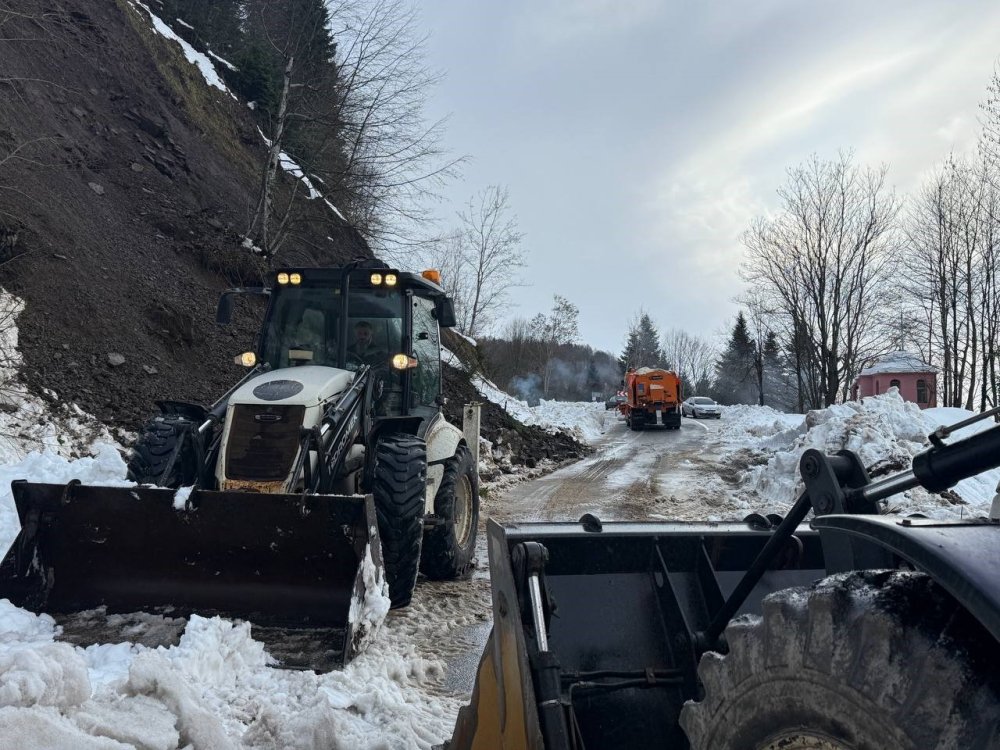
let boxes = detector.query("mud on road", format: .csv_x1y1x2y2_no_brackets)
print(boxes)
485,413,742,524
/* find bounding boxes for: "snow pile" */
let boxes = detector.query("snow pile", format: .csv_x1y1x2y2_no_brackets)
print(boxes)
741,391,1000,517
714,404,805,443
0,599,463,749
472,375,608,444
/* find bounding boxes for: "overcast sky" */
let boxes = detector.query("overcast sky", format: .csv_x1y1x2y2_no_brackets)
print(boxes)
418,0,1000,354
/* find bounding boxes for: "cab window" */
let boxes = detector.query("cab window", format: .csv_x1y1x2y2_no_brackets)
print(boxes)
411,296,441,408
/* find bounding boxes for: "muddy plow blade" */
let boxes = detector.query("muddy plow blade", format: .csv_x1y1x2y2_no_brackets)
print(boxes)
0,481,382,670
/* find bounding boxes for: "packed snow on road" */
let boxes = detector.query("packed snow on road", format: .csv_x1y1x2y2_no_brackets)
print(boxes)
0,311,996,747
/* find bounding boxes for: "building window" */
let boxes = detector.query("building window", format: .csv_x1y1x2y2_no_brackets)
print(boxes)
917,379,928,403
875,380,880,395
889,378,901,390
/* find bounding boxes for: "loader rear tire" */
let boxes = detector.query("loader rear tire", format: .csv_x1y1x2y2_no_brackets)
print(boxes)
420,443,479,580
126,416,199,488
680,570,1000,750
372,433,426,609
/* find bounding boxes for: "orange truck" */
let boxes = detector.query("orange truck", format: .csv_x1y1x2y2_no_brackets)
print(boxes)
620,367,682,430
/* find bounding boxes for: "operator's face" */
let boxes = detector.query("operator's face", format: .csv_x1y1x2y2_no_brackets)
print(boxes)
355,327,372,348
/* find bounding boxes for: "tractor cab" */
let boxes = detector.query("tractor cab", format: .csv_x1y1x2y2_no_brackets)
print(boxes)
225,263,456,422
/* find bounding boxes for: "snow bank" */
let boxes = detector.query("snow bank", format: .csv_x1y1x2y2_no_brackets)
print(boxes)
715,404,805,443
472,374,608,444
735,391,999,517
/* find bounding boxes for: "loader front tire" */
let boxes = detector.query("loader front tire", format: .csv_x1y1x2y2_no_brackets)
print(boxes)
680,570,1000,750
420,443,479,580
127,416,199,487
372,433,426,608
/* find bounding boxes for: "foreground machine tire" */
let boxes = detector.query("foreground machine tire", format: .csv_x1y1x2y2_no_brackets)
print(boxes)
421,443,479,580
680,570,1000,750
126,415,200,487
372,433,427,608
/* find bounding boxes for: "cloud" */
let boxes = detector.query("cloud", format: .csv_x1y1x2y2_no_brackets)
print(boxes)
513,0,661,45
640,5,997,305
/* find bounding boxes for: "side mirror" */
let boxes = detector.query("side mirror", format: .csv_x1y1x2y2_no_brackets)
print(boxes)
216,293,234,325
216,286,268,324
435,297,457,328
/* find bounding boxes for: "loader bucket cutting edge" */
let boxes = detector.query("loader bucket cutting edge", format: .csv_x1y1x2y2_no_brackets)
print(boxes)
0,481,381,667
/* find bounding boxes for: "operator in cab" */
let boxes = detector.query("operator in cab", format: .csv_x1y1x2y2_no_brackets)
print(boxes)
347,320,388,366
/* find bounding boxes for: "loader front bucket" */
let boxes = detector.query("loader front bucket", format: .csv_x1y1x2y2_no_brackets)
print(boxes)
447,518,827,749
0,481,382,668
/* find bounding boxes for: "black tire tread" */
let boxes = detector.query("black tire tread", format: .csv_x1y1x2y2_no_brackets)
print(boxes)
420,442,479,580
680,570,1000,749
126,416,198,488
372,433,426,608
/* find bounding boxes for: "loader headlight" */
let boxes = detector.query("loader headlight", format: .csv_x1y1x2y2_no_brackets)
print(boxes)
392,353,418,370
289,272,302,285
370,273,383,285
385,273,397,286
235,351,257,367
277,273,289,285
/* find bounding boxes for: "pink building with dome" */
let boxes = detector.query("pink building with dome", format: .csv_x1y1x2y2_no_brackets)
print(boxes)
851,351,937,408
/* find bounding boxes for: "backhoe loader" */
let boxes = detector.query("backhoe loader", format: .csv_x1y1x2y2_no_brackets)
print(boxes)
446,408,1000,749
0,261,481,670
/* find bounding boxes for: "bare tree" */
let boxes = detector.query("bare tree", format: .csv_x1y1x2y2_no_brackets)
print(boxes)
660,328,717,390
742,152,899,406
531,295,579,397
900,156,991,409
243,0,462,263
453,185,526,338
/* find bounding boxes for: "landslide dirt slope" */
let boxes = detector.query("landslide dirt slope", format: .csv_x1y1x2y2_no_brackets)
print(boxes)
0,0,365,430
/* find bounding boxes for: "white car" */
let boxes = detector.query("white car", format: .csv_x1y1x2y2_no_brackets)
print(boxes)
682,396,722,419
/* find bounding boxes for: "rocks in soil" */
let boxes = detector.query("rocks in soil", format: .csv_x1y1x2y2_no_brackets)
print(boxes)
107,353,125,367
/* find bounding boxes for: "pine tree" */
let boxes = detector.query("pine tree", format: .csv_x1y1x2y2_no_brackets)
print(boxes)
619,328,641,373
712,313,756,404
761,330,797,409
231,43,278,110
619,312,666,371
